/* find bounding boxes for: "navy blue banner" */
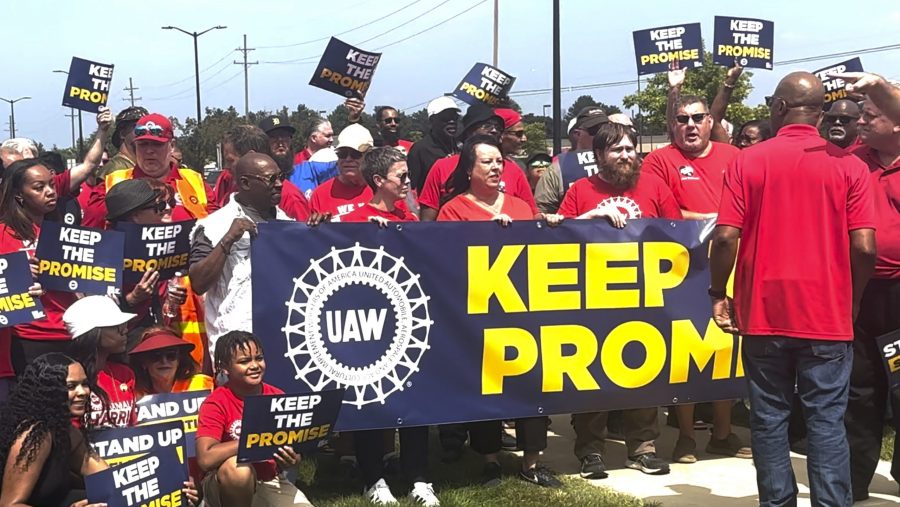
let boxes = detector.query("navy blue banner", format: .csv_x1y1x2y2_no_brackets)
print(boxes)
452,63,516,106
814,58,865,105
61,56,114,113
252,219,746,431
137,390,209,459
0,252,44,328
116,220,194,285
36,221,124,295
632,23,703,75
237,389,344,463
90,421,187,467
559,150,599,190
309,37,381,98
713,16,774,69
86,445,186,507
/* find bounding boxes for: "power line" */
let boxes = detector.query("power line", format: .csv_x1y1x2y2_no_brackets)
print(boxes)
146,61,238,101
255,0,425,49
141,49,236,90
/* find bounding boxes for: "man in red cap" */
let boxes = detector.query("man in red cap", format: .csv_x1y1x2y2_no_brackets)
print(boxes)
84,113,216,226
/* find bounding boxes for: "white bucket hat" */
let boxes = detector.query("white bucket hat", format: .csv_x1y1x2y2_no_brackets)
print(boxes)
63,295,136,339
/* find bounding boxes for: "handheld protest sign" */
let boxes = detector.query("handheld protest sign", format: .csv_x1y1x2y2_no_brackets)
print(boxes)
90,420,187,466
137,390,210,459
559,149,599,190
35,221,124,295
310,37,381,98
237,389,344,463
712,16,774,69
86,444,187,507
116,220,194,285
632,23,703,76
876,330,900,391
814,58,865,105
451,63,516,107
61,57,114,113
0,252,44,327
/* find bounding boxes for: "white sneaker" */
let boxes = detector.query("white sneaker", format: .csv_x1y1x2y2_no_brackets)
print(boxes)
364,478,398,505
408,481,440,506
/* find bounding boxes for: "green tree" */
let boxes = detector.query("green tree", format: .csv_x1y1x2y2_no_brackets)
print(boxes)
564,95,622,122
521,122,548,157
622,50,768,135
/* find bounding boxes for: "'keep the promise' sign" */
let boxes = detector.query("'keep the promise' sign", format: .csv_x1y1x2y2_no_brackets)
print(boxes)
310,37,381,98
116,221,194,285
713,16,774,69
237,389,344,463
35,221,124,295
86,445,186,507
632,23,703,75
62,57,114,113
0,252,44,327
452,63,516,107
814,58,865,105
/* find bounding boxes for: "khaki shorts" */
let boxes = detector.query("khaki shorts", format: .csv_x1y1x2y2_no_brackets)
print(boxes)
202,471,313,507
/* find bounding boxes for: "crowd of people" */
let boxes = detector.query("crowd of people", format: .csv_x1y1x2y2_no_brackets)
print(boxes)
0,66,897,507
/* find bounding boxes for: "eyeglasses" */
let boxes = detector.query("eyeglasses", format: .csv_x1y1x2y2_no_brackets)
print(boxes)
336,148,363,160
134,124,166,137
506,130,526,138
529,162,550,169
824,115,859,124
674,113,709,125
382,117,399,124
388,171,410,183
149,350,178,362
246,172,285,187
475,122,502,134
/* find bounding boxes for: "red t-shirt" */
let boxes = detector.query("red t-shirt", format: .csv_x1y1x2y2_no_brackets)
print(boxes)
853,145,900,279
717,124,876,340
558,173,683,220
83,164,216,228
418,155,537,215
343,203,418,223
644,142,740,214
437,193,534,221
388,139,414,155
213,171,309,221
309,177,373,222
0,224,78,342
87,362,138,429
293,148,313,166
197,383,283,481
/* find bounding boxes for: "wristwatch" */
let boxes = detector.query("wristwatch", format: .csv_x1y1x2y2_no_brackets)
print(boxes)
708,287,727,299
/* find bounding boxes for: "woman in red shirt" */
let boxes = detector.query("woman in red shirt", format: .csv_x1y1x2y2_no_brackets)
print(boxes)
436,136,562,488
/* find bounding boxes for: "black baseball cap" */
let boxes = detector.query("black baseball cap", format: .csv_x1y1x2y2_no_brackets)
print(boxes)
258,116,296,136
572,106,609,131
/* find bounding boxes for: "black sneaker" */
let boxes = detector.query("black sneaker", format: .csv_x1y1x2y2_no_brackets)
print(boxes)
625,453,670,475
481,462,502,487
501,430,518,451
519,466,563,488
579,453,608,479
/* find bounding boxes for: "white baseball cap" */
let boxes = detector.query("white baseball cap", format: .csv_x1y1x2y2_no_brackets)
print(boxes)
567,117,578,135
63,295,136,339
427,96,461,117
334,124,374,153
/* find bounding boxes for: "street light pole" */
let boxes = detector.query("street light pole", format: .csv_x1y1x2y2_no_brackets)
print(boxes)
0,96,31,138
53,70,84,158
162,25,227,126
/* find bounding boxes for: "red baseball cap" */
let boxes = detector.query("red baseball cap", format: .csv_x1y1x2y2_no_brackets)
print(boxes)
130,328,194,355
134,113,174,143
494,108,522,129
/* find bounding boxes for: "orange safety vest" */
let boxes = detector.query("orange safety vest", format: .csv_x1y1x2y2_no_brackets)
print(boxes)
106,168,211,371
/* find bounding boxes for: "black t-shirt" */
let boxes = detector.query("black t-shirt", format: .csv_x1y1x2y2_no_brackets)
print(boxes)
406,132,458,194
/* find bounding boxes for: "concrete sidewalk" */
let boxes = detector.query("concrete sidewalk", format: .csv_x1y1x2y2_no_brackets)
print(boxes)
533,413,900,506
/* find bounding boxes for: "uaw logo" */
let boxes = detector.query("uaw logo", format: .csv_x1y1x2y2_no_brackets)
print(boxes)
283,243,432,409
597,196,642,219
679,165,698,180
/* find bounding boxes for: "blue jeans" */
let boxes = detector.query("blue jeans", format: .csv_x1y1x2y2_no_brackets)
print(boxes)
743,336,853,507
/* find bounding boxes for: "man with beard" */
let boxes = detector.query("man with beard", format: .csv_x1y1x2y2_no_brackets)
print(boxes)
309,124,375,221
821,99,861,149
557,122,680,479
374,105,414,154
258,115,297,175
407,96,461,194
642,96,747,464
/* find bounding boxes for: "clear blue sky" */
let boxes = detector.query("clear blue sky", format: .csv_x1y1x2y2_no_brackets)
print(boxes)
6,0,900,149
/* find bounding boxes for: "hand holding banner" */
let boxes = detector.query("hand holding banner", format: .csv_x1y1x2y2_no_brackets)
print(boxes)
309,37,381,98
116,220,194,284
451,63,516,106
713,16,775,69
61,57,114,113
632,23,703,76
0,252,44,327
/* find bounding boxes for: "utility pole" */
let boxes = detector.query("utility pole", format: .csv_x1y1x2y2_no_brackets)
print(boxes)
0,96,30,138
492,0,499,67
123,77,141,106
551,0,561,154
234,34,257,117
65,109,77,149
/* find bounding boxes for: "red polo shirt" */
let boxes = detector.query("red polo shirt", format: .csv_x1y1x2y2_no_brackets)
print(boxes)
213,171,309,221
644,141,739,214
418,155,537,214
343,203,418,223
717,124,875,340
853,145,900,279
293,148,312,166
558,172,682,220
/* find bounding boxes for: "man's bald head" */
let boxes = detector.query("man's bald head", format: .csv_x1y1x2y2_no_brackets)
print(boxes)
234,152,277,179
828,99,860,117
608,113,634,127
769,72,826,132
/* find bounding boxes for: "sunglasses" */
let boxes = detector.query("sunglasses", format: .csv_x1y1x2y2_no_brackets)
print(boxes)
506,130,526,138
389,171,410,183
336,148,363,160
149,350,178,362
246,172,285,187
674,113,709,125
824,114,859,124
140,200,169,214
134,124,166,137
382,117,399,124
